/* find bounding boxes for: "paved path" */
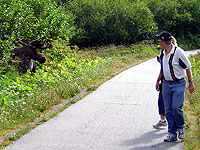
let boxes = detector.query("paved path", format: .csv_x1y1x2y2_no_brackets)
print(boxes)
3,50,199,150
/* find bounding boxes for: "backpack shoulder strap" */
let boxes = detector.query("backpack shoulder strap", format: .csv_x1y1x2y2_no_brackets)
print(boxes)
160,49,164,60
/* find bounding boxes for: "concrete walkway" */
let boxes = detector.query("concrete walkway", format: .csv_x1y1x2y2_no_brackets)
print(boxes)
3,50,199,150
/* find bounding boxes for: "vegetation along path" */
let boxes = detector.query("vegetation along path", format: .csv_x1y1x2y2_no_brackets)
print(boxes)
3,50,200,150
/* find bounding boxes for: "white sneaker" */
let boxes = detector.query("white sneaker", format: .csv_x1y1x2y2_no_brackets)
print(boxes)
164,133,177,142
177,128,185,139
153,120,167,129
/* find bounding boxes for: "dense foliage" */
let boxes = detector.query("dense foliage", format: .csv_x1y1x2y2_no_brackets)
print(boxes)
67,0,200,48
146,0,200,49
1,0,200,59
66,0,157,47
0,0,75,59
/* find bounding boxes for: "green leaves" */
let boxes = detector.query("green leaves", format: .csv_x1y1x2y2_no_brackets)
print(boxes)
146,0,200,49
1,0,200,57
0,0,75,59
67,0,157,47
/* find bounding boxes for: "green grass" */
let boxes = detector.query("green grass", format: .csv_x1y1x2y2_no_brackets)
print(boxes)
0,42,159,148
183,52,200,150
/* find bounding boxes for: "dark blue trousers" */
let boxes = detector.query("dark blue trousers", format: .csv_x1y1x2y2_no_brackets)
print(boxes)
158,92,165,115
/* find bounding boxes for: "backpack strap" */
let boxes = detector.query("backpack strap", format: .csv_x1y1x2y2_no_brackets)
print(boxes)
168,46,178,81
160,49,164,80
160,49,164,60
160,47,178,81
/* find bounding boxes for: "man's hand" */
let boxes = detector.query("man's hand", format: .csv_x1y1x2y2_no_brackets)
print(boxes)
189,82,195,93
156,81,160,91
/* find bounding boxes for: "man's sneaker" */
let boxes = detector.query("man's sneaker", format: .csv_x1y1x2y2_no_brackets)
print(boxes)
177,128,185,139
153,120,167,129
164,133,177,142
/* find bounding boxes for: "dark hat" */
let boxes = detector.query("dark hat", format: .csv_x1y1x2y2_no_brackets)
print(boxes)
156,31,172,41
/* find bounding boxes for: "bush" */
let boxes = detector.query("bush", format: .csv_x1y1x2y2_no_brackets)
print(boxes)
175,0,200,49
0,0,75,59
145,0,200,49
66,0,157,47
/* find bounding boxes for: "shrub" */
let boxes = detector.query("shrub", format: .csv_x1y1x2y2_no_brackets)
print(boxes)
145,0,200,49
66,0,157,47
0,0,75,60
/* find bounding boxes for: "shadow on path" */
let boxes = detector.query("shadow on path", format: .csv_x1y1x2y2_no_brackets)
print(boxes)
120,129,182,150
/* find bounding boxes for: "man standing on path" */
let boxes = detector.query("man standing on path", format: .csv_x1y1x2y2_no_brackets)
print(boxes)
155,31,195,142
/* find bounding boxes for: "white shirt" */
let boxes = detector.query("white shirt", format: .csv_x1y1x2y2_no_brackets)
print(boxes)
161,45,191,81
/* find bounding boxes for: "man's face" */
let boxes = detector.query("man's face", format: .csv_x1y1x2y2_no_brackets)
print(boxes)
158,39,165,48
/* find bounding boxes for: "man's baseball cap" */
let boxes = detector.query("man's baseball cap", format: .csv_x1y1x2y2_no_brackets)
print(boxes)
156,31,172,41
